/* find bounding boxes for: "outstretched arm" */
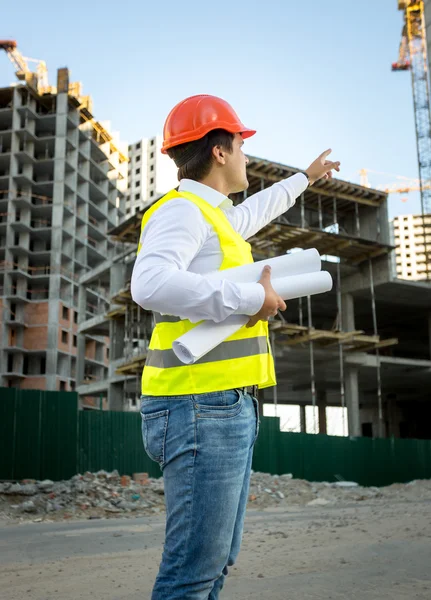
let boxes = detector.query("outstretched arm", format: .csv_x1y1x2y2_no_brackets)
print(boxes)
225,150,340,239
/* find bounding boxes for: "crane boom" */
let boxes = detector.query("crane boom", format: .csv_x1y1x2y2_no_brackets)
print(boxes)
0,39,49,92
381,182,431,193
0,40,27,72
359,168,431,194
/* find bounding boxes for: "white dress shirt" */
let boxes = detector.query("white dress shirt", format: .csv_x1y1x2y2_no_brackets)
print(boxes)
131,174,308,323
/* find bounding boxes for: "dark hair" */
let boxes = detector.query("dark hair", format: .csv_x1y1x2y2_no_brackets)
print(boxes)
167,129,234,182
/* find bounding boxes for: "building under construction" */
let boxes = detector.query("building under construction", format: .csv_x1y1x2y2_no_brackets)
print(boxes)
391,213,431,279
0,63,127,398
76,158,431,439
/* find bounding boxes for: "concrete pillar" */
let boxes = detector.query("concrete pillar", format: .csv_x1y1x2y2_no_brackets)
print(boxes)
110,318,125,361
358,205,388,245
110,263,126,296
46,92,69,390
317,391,327,435
299,404,306,433
109,381,124,411
107,318,127,410
45,298,60,391
1,90,26,384
76,284,86,385
386,394,399,438
341,292,355,331
0,301,9,383
345,366,361,437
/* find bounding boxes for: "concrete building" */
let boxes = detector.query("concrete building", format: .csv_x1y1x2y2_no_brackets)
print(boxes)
125,136,178,218
77,156,431,438
0,69,127,399
391,213,431,279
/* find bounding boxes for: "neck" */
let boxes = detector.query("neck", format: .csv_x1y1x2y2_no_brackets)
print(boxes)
198,172,231,197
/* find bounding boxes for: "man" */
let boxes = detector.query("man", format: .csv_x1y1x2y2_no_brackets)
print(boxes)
131,94,340,599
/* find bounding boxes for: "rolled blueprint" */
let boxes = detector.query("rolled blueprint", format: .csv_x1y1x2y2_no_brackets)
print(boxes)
206,248,321,283
173,270,333,365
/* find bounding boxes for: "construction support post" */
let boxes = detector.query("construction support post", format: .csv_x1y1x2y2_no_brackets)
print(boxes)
76,284,86,389
317,390,327,435
299,404,307,433
333,197,337,230
387,394,399,438
318,195,323,229
300,193,305,228
369,259,383,437
345,366,361,437
108,320,126,411
355,202,360,237
341,292,355,331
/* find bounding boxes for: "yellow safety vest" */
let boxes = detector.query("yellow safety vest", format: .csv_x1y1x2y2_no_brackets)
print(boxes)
137,189,276,396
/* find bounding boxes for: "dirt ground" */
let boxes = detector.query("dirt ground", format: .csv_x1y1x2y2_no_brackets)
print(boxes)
1,498,430,599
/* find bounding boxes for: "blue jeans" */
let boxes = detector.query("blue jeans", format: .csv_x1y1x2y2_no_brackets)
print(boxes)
140,388,260,599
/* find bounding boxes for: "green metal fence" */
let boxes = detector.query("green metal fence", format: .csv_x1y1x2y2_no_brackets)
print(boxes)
0,388,78,481
78,409,159,478
252,415,431,487
1,387,431,486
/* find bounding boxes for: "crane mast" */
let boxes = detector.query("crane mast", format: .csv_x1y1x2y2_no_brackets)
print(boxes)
393,1,431,279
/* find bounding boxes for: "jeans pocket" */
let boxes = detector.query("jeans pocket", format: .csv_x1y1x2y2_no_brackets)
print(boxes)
141,409,169,465
194,389,244,419
251,396,260,446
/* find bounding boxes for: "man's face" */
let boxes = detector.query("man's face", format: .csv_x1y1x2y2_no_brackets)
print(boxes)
225,133,249,193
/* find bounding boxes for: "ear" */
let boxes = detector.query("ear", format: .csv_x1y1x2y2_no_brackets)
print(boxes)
212,145,226,165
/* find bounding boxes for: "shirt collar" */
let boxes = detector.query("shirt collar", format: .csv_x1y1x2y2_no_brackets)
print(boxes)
178,179,227,208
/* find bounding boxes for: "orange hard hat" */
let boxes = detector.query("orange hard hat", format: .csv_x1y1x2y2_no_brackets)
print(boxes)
161,94,256,154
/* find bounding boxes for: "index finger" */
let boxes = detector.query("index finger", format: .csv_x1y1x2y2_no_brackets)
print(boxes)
319,148,332,160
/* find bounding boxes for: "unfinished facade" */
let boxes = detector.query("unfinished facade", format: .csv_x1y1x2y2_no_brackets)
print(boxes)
0,71,127,396
391,213,431,280
125,136,177,218
77,157,431,438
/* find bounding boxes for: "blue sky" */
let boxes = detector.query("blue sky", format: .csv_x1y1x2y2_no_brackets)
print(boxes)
2,0,421,218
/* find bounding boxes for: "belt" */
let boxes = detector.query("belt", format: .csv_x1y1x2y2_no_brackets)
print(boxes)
237,385,258,398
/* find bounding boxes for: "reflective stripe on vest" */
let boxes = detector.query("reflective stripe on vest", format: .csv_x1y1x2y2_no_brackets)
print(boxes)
138,188,276,395
146,336,268,369
153,312,181,324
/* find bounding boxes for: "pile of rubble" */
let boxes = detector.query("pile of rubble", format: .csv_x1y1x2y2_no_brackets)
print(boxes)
247,471,431,509
0,471,165,522
1,470,431,523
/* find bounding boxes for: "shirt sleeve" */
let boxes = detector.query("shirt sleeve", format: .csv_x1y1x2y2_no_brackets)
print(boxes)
224,173,308,239
130,199,265,323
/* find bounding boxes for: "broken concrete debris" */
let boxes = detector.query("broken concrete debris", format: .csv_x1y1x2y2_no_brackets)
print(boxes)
0,470,430,523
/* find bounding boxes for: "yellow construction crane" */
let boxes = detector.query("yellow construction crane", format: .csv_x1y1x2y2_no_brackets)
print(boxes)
380,181,431,194
359,168,431,196
0,39,127,163
392,1,431,278
0,39,51,94
1,39,91,110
